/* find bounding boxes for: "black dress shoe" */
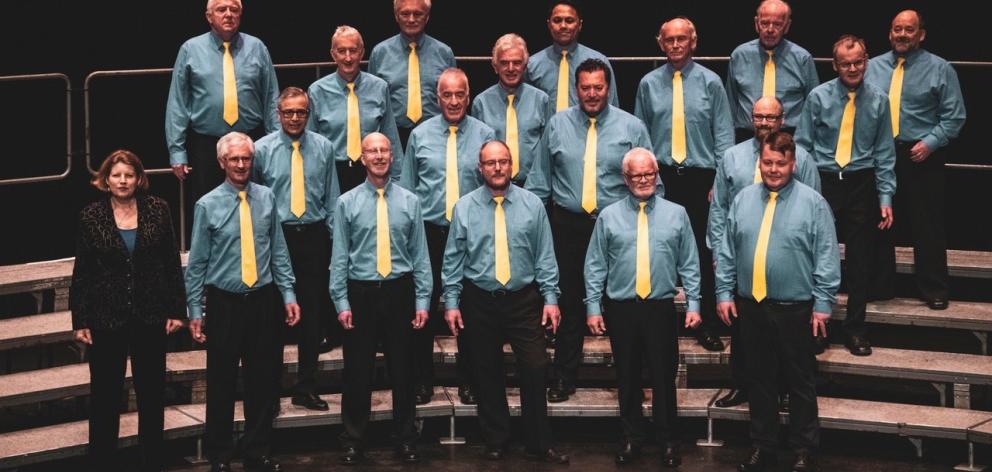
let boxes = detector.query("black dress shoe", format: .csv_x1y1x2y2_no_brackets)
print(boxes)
813,335,828,355
414,384,433,405
547,379,575,403
291,392,329,411
792,450,815,471
738,447,777,472
210,463,232,472
458,385,477,405
697,330,725,352
396,443,420,463
662,443,681,468
339,446,363,465
845,334,872,356
527,448,569,464
780,393,790,412
483,444,508,460
927,298,949,310
244,455,282,472
318,337,334,354
715,388,748,407
614,443,641,465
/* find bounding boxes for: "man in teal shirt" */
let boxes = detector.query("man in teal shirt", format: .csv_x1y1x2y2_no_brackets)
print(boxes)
442,140,567,464
472,34,551,186
330,132,431,465
308,25,403,192
400,68,495,405
585,148,701,468
185,132,300,472
865,10,966,310
716,131,840,472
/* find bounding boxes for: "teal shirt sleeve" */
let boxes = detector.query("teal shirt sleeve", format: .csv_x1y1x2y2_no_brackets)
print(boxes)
714,197,739,304
676,207,702,313
267,192,297,304
323,143,342,233
523,122,552,203
441,200,468,310
583,217,608,316
329,197,351,313
706,152,733,251
922,61,966,151
811,198,841,314
532,203,560,305
870,97,897,207
259,45,280,134
398,130,418,192
166,44,193,166
184,201,212,319
409,198,433,311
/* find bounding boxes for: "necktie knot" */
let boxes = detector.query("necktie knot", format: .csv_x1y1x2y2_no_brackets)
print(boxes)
561,49,568,59
674,70,682,79
238,190,247,202
847,91,856,101
347,82,355,92
769,191,778,201
448,125,458,135
589,117,597,126
506,94,515,106
291,140,300,151
494,196,504,206
639,201,647,211
409,42,417,51
223,41,231,52
766,50,774,59
896,57,906,68
377,188,385,198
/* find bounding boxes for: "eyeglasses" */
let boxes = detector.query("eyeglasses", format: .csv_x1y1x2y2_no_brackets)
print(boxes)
480,159,512,169
279,109,309,118
625,171,657,182
224,156,252,164
362,147,392,156
752,114,783,122
835,59,866,70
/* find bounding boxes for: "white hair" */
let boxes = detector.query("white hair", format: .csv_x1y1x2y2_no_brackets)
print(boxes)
216,132,255,161
393,0,431,12
621,147,659,174
492,33,529,64
332,25,364,50
206,0,242,12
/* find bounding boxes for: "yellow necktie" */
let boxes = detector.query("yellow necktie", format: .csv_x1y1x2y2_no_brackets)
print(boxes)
581,117,598,214
672,70,687,164
762,50,776,98
222,41,239,126
753,157,763,184
290,140,305,218
346,82,361,161
835,91,856,168
376,188,392,278
407,42,422,123
445,125,459,221
635,201,651,299
888,57,905,138
238,191,257,287
556,49,570,112
505,94,520,178
493,196,511,285
751,191,778,302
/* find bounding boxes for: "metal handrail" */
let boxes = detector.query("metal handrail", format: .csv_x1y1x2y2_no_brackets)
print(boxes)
0,73,72,186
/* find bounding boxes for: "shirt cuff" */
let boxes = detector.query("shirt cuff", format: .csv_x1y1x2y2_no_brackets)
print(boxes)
542,292,558,306
188,304,204,320
716,291,734,304
813,299,833,315
415,298,430,312
586,301,602,317
280,289,297,305
879,193,892,208
444,295,460,311
333,298,351,314
686,299,701,313
921,135,941,153
169,150,189,166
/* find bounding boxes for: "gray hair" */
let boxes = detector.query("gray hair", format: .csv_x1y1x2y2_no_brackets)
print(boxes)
437,68,469,95
206,0,242,12
216,132,255,161
332,25,364,50
621,147,659,174
756,0,791,19
491,33,529,65
393,0,431,12
658,16,698,44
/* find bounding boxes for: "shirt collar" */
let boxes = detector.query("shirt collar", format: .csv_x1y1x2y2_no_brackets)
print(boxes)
761,177,796,201
209,31,242,50
552,42,579,56
760,38,788,56
894,48,924,64
362,179,392,196
221,180,253,200
486,183,517,205
832,77,863,96
277,130,308,148
625,194,657,211
334,70,364,89
579,103,611,124
665,59,696,77
498,82,522,100
399,33,426,50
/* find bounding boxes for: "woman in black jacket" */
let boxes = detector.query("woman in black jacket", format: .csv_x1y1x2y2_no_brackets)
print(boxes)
69,150,187,471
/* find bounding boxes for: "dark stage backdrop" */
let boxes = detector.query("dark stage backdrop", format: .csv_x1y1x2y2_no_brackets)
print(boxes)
0,0,988,265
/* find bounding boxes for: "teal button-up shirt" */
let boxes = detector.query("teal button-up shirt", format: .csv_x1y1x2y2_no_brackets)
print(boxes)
725,39,820,130
368,33,456,129
330,181,433,313
442,184,559,309
470,83,551,184
251,130,340,231
306,71,404,175
526,42,620,110
634,61,734,170
707,138,821,250
865,48,966,151
795,78,897,207
166,32,280,166
525,105,656,213
584,195,701,315
185,182,297,319
399,115,495,226
715,179,840,314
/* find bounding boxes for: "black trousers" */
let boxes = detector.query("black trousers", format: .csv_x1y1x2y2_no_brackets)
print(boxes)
335,159,369,194
659,165,718,333
820,168,878,337
462,282,553,452
88,320,167,471
282,223,332,394
877,142,950,301
204,285,282,464
605,298,680,446
738,297,819,452
549,205,597,387
412,222,471,388
340,275,418,447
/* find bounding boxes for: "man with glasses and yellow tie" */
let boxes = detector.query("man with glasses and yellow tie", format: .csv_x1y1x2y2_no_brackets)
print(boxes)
308,26,404,193
185,132,300,472
331,132,432,465
252,87,340,412
866,10,966,311
526,58,653,403
526,1,618,114
472,34,551,187
441,140,568,464
725,0,819,143
400,68,495,406
716,131,840,472
369,0,455,147
796,35,896,357
585,147,702,468
634,17,734,355
166,0,280,233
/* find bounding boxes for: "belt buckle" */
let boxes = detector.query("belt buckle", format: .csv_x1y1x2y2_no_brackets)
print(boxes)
838,170,844,180
676,165,686,176
491,288,508,298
